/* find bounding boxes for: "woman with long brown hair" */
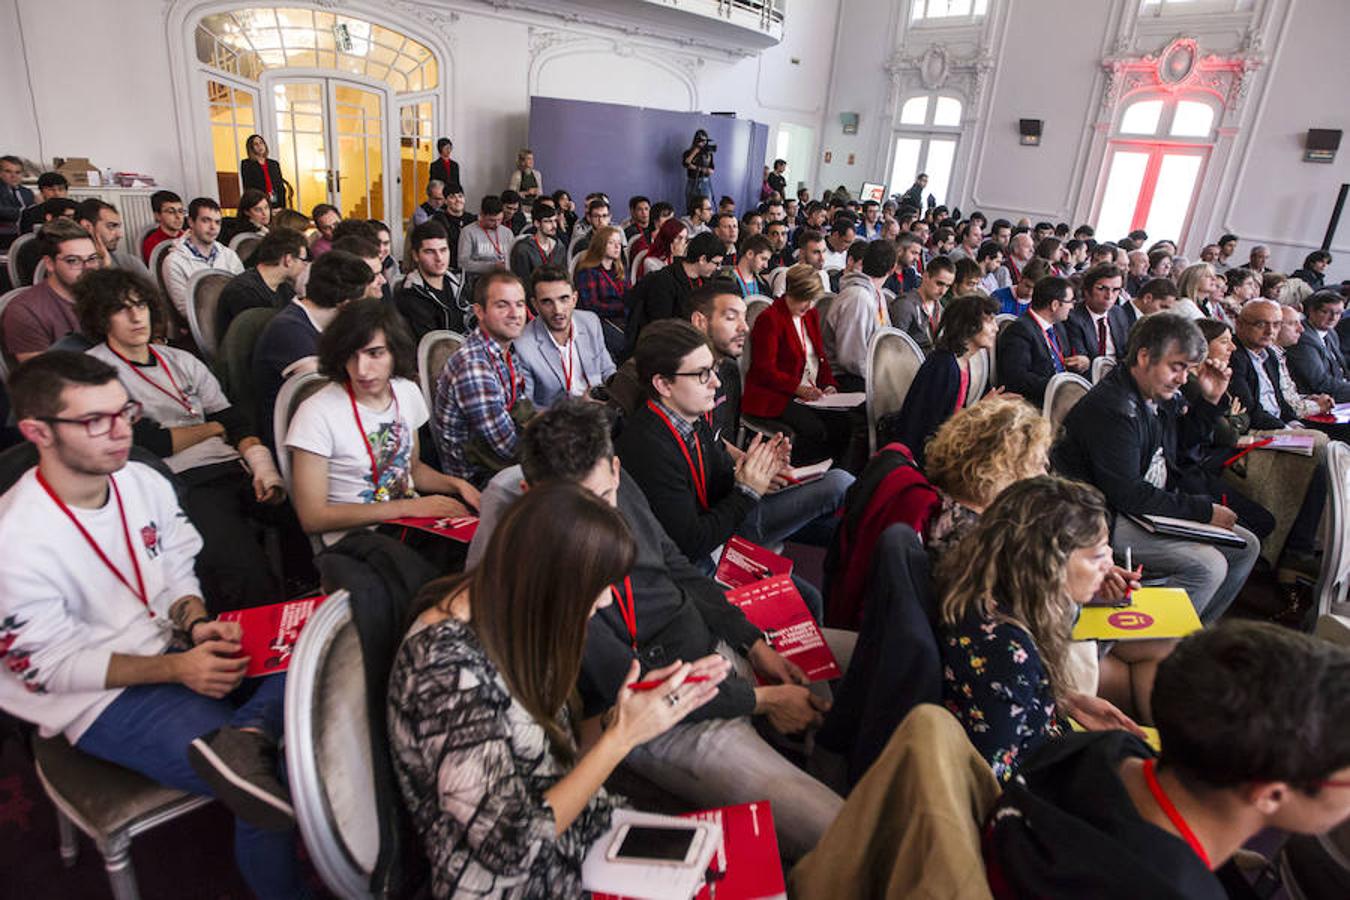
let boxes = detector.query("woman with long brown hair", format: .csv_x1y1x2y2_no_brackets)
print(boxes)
387,482,728,898
573,224,627,328
937,476,1142,782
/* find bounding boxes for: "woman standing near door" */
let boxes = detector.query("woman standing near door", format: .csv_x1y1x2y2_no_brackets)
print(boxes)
239,134,286,209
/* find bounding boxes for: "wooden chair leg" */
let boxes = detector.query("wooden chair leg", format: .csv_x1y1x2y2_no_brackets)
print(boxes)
101,834,141,900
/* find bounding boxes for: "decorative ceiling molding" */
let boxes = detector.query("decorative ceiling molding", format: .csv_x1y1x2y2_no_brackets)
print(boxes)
526,26,701,110
1099,34,1266,122
885,41,995,113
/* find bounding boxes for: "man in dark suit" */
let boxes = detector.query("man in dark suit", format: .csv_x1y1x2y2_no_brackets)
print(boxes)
1107,277,1178,359
995,275,1088,405
1064,263,1127,361
1053,313,1260,625
1286,290,1350,402
0,155,35,250
429,138,461,194
1230,300,1300,431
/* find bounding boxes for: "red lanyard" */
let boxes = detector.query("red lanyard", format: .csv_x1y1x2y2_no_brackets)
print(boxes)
647,400,708,509
346,382,400,499
108,345,194,415
484,227,504,260
558,327,586,393
599,266,623,297
484,332,518,409
37,470,151,614
531,233,551,260
734,270,757,297
1143,760,1211,869
610,576,638,652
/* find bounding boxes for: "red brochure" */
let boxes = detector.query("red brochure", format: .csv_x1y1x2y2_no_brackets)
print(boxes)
218,593,327,677
593,802,787,900
715,536,794,589
385,514,480,543
725,575,841,683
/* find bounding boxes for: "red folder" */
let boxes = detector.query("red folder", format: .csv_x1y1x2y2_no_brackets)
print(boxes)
385,514,480,543
217,593,327,677
593,802,787,900
726,575,841,683
715,536,794,589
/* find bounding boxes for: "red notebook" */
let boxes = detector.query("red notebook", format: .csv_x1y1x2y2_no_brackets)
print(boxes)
385,515,480,543
593,802,786,900
715,536,794,589
217,593,327,677
726,575,841,683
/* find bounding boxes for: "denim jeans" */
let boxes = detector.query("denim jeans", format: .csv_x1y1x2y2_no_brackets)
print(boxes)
737,469,853,550
76,674,306,900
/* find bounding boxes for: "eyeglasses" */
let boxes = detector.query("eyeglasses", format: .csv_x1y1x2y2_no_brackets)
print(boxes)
670,366,718,385
1244,320,1281,330
1319,779,1350,789
58,254,103,269
39,401,143,437
160,207,187,216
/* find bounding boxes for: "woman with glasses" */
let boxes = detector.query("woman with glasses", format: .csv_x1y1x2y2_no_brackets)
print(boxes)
75,268,312,612
616,319,853,574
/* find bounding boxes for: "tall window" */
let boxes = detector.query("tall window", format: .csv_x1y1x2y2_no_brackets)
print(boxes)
887,94,963,207
207,80,258,210
1094,94,1217,244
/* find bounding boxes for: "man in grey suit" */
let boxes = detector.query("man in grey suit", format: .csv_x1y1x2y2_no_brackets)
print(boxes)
515,265,615,408
1286,290,1350,403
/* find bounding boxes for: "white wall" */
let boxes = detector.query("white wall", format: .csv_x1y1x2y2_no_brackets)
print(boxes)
0,0,840,217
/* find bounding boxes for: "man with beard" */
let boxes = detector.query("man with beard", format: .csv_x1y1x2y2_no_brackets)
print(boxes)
514,266,614,408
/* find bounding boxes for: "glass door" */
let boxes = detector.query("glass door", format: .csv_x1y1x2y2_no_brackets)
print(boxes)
271,77,386,220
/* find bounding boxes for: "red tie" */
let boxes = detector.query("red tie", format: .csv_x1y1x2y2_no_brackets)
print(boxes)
1097,318,1107,356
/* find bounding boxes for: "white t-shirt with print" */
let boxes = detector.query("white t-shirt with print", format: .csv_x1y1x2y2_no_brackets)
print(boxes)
284,377,429,545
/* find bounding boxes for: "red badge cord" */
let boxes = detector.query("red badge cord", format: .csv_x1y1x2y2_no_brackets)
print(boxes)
484,331,518,410
107,345,194,415
1143,759,1211,869
610,576,638,652
37,470,151,615
346,381,400,494
647,400,708,509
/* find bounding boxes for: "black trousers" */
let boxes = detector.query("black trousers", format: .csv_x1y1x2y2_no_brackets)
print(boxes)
773,401,855,468
179,461,315,613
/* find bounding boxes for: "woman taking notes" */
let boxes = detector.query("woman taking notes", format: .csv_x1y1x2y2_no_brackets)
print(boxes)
388,483,729,897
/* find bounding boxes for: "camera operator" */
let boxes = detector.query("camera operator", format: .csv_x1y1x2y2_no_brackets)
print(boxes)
683,129,716,214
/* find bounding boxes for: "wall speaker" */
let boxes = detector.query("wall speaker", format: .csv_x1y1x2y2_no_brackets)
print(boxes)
1306,129,1342,163
1019,119,1043,147
840,112,859,135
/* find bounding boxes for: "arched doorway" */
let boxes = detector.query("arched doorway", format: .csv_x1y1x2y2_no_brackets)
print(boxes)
193,6,441,225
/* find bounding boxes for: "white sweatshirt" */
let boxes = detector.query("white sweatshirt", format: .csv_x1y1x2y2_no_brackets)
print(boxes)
0,462,204,741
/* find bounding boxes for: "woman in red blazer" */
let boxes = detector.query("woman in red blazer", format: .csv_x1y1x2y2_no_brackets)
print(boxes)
744,263,851,465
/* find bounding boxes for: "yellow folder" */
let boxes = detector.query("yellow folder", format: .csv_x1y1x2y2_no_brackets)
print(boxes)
1069,719,1162,753
1072,588,1202,642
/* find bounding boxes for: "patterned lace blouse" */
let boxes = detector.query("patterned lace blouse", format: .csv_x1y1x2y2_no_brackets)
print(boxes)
939,614,1062,783
388,617,620,898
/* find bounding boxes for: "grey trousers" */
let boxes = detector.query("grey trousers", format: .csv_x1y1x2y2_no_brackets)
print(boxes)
1112,517,1261,624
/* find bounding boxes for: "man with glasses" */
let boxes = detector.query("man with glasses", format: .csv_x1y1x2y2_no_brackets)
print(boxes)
1231,299,1304,432
2,218,102,367
141,190,186,263
163,198,244,320
0,352,306,898
215,228,310,339
508,198,567,294
996,274,1088,406
1066,263,1128,362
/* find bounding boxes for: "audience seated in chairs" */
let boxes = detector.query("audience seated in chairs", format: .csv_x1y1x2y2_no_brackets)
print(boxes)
285,298,477,547
1064,263,1127,361
430,184,473,270
1109,276,1178,358
214,228,307,340
570,197,614,258
1286,289,1350,403
77,268,309,612
513,266,614,408
2,218,100,368
1053,313,1261,625
743,263,850,465
573,224,628,330
990,255,1047,318
824,239,898,393
616,319,853,576
889,253,953,356
16,171,68,236
457,195,513,284
163,198,244,320
251,250,374,449
879,293,998,466
1172,261,1218,321
74,198,138,273
308,203,340,257
432,270,532,487
995,274,1088,406
937,476,1147,782
984,621,1350,899
0,352,303,900
464,399,846,860
638,216,689,282
623,231,724,354
729,233,773,298
395,220,469,340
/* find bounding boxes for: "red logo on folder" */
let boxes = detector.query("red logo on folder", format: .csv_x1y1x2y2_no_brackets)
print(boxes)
1108,610,1155,630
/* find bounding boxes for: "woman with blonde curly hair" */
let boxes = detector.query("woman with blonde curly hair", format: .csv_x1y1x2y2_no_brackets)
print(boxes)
922,395,1052,563
937,476,1143,781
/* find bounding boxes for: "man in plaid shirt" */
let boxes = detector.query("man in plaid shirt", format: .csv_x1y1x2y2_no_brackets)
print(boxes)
433,271,532,486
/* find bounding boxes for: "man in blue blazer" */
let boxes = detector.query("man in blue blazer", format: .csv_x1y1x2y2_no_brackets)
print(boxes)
1285,290,1350,403
515,265,615,408
995,275,1088,406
